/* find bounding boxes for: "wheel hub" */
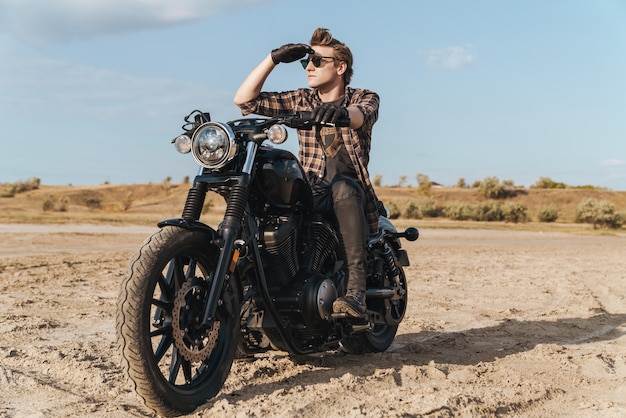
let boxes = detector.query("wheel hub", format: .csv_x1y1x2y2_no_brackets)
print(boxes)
172,279,220,363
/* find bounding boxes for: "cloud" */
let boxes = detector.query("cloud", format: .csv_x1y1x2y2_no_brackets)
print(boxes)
0,47,233,127
422,45,476,71
0,0,270,46
601,159,626,167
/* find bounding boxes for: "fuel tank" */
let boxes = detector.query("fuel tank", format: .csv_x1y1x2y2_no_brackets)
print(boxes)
255,147,313,209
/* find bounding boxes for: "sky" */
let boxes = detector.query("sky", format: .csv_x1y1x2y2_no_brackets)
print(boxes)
1,0,625,190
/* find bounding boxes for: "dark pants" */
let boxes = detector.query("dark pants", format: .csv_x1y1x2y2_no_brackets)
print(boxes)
313,177,368,292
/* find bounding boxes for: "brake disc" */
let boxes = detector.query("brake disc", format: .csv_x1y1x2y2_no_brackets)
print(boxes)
172,280,221,363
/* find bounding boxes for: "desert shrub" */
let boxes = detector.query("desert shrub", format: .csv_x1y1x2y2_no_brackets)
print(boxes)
537,205,559,223
478,176,506,199
418,197,443,217
474,201,504,222
403,200,422,219
373,174,382,187
57,197,69,212
575,198,623,229
1,184,17,198
162,176,172,194
478,176,520,199
456,177,467,188
83,196,102,210
386,201,401,219
416,173,432,195
502,202,529,223
42,197,55,212
532,176,567,189
443,202,474,221
15,177,41,193
122,192,134,211
2,178,41,197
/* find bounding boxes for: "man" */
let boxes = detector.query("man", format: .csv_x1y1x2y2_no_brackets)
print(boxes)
234,28,383,318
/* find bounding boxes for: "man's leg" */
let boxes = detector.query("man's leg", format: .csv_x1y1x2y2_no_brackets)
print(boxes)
331,179,368,317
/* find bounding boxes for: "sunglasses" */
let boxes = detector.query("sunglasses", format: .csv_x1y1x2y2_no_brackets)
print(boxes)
300,55,337,69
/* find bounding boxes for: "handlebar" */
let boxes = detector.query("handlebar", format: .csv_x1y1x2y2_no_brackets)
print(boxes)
174,110,351,144
249,111,349,131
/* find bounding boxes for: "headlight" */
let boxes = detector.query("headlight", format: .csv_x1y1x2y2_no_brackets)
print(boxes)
191,122,237,169
173,134,192,154
267,124,288,144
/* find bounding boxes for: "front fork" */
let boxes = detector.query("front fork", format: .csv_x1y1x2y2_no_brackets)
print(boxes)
200,141,257,328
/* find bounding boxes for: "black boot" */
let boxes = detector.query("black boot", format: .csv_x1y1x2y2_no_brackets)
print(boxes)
330,180,368,318
333,289,366,317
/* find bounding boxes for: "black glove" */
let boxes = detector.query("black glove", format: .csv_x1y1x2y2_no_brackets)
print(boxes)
271,43,314,65
311,103,350,125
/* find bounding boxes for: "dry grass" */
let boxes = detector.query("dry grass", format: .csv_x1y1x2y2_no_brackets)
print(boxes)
380,186,626,223
1,183,625,232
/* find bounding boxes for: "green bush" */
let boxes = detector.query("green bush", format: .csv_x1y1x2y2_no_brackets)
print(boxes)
403,200,422,219
575,198,623,229
16,177,41,193
386,201,401,219
2,177,41,197
537,205,559,222
418,197,443,217
443,202,474,221
502,202,529,223
532,176,567,189
474,201,504,222
42,197,55,212
83,196,102,210
1,184,17,198
416,173,432,195
478,176,519,199
479,176,507,199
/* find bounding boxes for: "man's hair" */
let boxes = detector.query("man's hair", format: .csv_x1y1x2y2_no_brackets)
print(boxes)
310,27,353,85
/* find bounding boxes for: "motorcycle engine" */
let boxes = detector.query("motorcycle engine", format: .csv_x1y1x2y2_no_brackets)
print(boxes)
258,214,299,289
257,215,340,322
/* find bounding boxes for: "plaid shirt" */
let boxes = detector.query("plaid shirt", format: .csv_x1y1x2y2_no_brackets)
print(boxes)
238,86,383,235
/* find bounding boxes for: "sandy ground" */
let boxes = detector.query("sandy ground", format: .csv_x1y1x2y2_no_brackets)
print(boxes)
1,223,625,417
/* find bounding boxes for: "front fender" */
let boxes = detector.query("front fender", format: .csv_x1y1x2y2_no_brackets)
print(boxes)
157,218,218,240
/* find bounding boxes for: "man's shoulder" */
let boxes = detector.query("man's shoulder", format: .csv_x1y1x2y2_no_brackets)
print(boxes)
345,87,380,105
346,86,379,97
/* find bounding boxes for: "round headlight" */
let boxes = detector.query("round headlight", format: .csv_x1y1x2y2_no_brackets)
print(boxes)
191,122,237,169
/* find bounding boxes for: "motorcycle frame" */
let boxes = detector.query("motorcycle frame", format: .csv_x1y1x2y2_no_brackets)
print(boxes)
159,140,319,355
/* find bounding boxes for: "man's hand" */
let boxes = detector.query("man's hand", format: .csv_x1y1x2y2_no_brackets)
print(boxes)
311,103,350,125
271,43,314,65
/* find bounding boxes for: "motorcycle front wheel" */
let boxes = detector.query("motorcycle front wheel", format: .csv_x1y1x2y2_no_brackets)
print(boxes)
116,226,239,417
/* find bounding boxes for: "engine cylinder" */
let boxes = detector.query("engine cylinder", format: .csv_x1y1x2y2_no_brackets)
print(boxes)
259,215,299,288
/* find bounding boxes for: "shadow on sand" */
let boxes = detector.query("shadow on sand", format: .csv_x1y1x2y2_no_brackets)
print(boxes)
205,313,626,409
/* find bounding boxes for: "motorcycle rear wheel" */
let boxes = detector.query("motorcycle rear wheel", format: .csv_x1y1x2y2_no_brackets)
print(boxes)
340,264,408,354
116,226,238,417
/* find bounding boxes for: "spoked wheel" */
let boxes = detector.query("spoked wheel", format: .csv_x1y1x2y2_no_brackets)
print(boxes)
116,226,239,417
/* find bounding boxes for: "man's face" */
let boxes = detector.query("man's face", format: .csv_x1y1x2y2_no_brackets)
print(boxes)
304,46,341,89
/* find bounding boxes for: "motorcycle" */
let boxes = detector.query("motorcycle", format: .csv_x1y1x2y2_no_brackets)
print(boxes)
116,110,419,416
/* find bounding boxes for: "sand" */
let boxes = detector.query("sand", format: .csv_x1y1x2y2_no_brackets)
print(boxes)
1,223,625,417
